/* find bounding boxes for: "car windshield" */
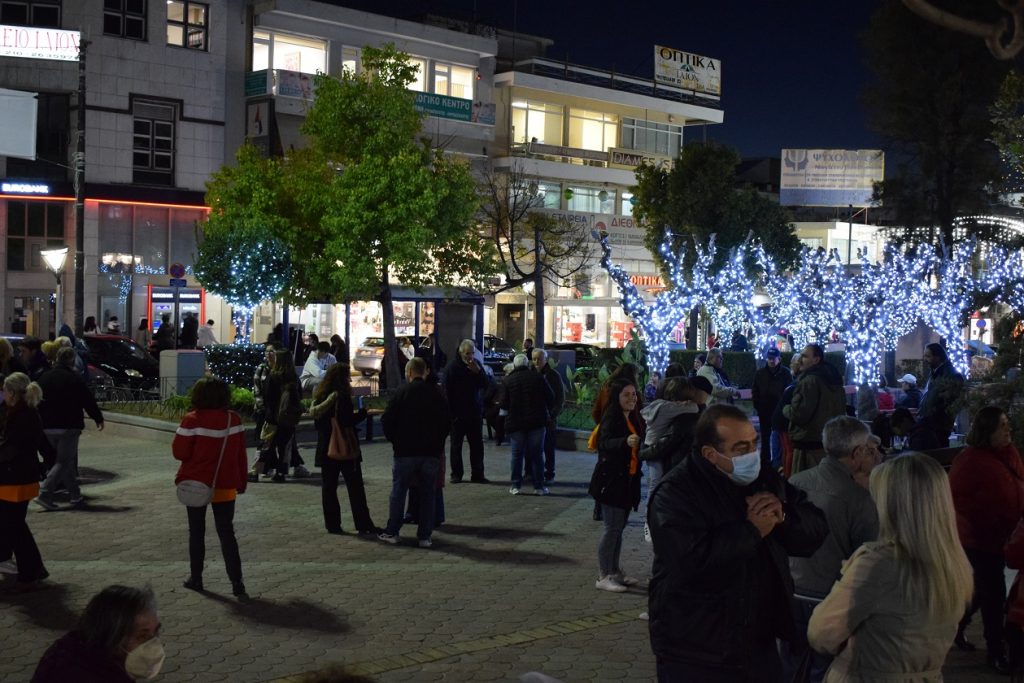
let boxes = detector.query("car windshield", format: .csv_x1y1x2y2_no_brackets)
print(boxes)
361,338,385,347
488,337,514,353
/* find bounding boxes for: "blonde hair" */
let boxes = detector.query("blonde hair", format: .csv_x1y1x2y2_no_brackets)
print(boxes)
55,336,72,348
869,452,973,621
3,372,43,407
41,340,58,362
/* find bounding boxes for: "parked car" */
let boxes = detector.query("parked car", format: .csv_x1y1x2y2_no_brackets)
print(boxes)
81,334,159,389
546,342,602,368
483,334,515,375
1,333,116,393
353,336,385,376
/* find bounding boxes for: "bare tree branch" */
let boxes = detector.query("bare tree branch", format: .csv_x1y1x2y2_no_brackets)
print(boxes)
902,0,1024,58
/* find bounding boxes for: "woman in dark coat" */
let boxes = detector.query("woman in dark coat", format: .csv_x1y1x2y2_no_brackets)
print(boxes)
589,378,644,593
0,372,55,590
311,363,376,534
263,348,303,482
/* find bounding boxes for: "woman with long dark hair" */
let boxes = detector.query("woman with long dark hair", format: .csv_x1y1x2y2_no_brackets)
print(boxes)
173,377,249,597
589,378,644,592
311,363,376,534
0,372,55,590
263,347,303,482
949,405,1024,672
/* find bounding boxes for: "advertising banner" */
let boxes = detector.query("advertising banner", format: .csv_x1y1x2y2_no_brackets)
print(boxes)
780,149,884,207
608,147,674,171
0,24,79,61
413,92,473,122
654,45,721,96
0,88,37,159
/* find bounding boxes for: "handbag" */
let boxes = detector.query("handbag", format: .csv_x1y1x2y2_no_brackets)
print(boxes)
327,417,359,461
177,414,231,507
259,422,277,443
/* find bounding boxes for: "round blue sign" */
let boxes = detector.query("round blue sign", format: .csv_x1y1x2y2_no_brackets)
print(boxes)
169,262,186,279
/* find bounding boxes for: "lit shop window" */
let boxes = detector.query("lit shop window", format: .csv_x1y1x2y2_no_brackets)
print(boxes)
512,100,563,145
407,57,427,92
568,109,618,152
433,62,474,99
567,186,615,214
252,30,327,74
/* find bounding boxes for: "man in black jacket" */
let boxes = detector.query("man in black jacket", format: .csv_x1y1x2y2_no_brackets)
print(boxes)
379,357,451,547
751,348,793,465
502,354,554,495
444,339,488,483
647,404,827,682
917,342,965,447
532,349,564,483
34,347,104,510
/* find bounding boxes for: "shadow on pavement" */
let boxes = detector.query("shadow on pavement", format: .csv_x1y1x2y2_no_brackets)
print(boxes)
66,503,135,513
438,523,564,540
78,467,118,486
205,593,350,634
434,539,575,566
0,581,77,631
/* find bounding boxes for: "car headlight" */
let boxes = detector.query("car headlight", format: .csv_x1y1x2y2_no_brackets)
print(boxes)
125,369,143,377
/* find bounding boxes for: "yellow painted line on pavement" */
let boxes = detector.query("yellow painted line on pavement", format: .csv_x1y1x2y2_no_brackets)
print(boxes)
268,609,642,682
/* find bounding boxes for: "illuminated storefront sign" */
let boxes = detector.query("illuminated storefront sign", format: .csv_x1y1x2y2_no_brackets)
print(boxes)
1,180,50,194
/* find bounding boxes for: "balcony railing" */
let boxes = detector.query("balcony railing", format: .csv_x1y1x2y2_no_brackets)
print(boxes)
511,57,721,108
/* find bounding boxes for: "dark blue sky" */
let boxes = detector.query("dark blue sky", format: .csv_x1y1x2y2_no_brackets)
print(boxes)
336,0,884,158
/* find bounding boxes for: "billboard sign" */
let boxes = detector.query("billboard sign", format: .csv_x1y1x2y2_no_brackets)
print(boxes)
413,92,473,122
654,45,721,96
0,24,79,61
780,149,884,207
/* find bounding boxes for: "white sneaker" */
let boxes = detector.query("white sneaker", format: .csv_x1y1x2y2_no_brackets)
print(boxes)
639,611,650,621
644,521,652,543
509,487,520,495
595,575,628,593
0,559,16,575
418,538,433,549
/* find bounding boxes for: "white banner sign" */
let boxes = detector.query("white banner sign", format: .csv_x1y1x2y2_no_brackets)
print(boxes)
780,149,885,207
0,89,37,159
0,24,80,61
654,45,721,96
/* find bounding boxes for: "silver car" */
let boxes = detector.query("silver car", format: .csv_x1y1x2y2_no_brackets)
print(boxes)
353,336,385,376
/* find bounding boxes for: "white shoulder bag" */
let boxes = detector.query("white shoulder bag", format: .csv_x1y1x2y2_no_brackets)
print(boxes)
176,414,231,507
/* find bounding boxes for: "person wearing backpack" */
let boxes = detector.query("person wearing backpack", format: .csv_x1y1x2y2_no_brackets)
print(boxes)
263,348,304,482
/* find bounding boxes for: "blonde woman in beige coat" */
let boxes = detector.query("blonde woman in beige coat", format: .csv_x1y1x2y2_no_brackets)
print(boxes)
808,453,973,682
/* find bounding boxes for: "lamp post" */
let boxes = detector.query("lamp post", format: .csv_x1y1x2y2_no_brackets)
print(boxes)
41,246,69,337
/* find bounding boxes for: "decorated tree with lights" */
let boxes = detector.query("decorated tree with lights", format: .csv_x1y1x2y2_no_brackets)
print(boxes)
706,242,763,349
756,246,848,350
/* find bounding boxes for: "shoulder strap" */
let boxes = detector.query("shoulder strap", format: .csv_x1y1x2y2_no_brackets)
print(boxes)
210,412,231,488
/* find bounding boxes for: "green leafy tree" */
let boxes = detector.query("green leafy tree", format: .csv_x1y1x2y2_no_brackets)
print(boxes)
863,0,1009,248
992,68,1024,180
294,45,498,388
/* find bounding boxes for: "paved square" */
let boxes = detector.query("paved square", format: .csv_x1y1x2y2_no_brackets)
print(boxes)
0,420,1004,682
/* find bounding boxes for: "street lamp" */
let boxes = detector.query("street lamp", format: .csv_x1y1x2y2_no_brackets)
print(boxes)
41,246,69,337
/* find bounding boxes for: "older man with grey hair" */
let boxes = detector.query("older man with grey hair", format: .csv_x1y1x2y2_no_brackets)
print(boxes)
443,339,489,483
695,348,740,405
780,415,881,682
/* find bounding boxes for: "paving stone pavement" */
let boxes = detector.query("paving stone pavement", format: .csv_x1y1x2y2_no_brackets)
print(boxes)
0,424,1006,682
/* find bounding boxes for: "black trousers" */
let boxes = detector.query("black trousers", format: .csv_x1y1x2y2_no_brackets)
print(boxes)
271,425,296,476
961,548,1008,657
449,416,484,480
321,458,375,533
186,500,242,583
657,639,782,683
0,499,46,583
543,418,557,479
757,414,773,465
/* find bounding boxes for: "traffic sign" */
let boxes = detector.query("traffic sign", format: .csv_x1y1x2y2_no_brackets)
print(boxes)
169,278,187,287
169,262,186,279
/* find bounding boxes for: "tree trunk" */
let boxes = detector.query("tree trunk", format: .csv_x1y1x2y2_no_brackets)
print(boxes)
534,224,545,346
379,263,402,393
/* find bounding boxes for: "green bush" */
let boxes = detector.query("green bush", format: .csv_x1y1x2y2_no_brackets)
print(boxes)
205,343,266,390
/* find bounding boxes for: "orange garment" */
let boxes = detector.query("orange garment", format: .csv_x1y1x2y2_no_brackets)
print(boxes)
0,482,40,503
211,488,237,503
626,418,639,475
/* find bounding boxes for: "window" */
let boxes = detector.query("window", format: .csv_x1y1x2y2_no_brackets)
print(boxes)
567,186,615,214
621,192,635,217
6,201,65,272
132,100,176,186
252,30,326,74
433,62,474,99
535,181,561,209
568,109,618,152
167,1,206,51
511,100,563,145
0,0,59,27
104,0,145,40
407,57,427,92
621,118,682,158
342,46,360,75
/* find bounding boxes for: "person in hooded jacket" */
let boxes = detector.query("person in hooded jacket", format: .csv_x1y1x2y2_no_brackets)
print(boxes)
783,344,847,474
647,404,828,681
502,353,555,495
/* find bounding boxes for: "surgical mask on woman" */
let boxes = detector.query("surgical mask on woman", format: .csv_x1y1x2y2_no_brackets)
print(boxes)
123,637,165,680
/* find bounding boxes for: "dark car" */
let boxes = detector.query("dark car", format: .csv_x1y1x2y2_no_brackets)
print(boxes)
483,334,515,375
1,333,116,393
81,334,159,389
546,342,601,368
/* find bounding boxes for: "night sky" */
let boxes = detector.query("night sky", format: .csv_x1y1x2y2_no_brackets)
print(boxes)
332,0,884,158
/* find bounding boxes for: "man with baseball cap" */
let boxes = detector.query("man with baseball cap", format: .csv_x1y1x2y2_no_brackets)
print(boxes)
752,348,793,465
896,373,922,410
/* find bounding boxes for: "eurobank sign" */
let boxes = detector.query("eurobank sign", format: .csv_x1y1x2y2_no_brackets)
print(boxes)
0,24,80,61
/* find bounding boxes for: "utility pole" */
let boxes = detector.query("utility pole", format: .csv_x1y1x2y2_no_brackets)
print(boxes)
73,39,89,334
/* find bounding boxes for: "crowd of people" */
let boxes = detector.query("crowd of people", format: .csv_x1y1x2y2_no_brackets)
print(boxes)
2,328,1020,682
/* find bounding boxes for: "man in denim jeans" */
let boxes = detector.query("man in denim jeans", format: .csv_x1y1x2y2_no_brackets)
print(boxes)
502,353,554,496
379,357,450,548
34,347,104,510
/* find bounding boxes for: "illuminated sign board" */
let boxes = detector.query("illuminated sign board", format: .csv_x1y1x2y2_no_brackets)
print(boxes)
0,24,80,61
1,181,50,194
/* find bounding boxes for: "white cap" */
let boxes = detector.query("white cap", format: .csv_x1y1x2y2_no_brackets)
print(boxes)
898,373,917,385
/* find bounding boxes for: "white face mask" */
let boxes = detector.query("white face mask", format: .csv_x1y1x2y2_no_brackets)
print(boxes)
720,449,761,486
124,637,165,680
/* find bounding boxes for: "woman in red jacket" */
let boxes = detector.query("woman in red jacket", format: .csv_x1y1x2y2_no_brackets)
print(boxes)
173,377,249,598
949,405,1024,673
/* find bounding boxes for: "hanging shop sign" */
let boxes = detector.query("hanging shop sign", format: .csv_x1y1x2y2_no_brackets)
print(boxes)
608,147,674,171
413,92,473,122
0,24,80,61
